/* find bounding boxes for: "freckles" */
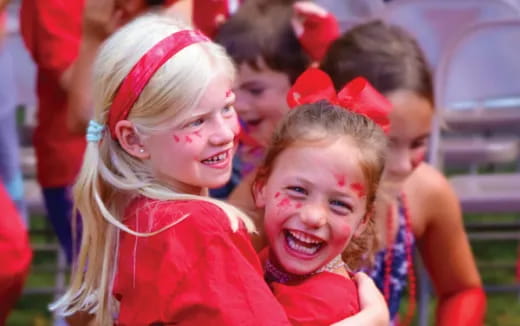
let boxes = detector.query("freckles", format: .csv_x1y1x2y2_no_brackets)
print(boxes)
350,183,366,198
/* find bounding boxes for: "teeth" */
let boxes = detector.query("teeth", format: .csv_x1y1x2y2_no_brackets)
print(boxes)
287,235,320,255
288,230,322,244
203,151,227,164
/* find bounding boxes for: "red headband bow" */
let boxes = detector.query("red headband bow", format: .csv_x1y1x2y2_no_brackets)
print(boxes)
107,30,209,139
286,68,392,133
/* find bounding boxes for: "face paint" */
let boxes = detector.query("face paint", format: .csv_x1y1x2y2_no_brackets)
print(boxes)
185,135,193,143
193,131,202,138
350,182,366,198
173,135,180,143
277,197,292,208
274,192,281,198
335,174,346,187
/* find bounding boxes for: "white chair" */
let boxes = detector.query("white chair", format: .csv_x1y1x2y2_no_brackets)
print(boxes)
431,19,520,211
381,0,520,68
315,0,386,32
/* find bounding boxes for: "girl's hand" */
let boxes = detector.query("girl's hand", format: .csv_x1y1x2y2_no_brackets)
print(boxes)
291,1,340,62
82,0,124,44
331,272,389,326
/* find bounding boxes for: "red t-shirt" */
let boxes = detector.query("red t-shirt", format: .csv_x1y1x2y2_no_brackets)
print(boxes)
113,198,292,325
0,184,32,320
271,272,360,326
260,248,360,326
20,0,86,188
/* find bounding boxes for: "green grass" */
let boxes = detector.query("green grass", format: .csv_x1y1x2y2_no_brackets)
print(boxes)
7,213,520,325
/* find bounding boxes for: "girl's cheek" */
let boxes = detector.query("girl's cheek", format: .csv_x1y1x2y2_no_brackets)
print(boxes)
411,149,426,169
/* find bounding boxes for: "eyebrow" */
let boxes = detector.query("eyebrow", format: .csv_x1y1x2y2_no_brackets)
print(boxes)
290,176,357,199
188,93,236,118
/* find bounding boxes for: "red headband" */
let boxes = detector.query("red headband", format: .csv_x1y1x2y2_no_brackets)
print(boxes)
287,68,392,133
107,30,210,138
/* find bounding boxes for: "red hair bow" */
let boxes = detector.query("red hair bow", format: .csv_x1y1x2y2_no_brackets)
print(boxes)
286,68,392,133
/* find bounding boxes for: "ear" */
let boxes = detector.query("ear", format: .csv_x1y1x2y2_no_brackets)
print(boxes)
114,120,150,159
252,179,267,209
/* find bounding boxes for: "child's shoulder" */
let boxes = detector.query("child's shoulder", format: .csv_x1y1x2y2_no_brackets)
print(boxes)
124,197,233,234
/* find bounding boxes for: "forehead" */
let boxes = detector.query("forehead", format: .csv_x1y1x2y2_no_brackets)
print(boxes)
236,61,290,87
194,73,234,111
272,138,365,180
386,90,433,139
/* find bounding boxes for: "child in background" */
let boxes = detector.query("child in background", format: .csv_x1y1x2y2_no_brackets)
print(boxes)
253,69,390,326
49,15,388,326
321,21,485,325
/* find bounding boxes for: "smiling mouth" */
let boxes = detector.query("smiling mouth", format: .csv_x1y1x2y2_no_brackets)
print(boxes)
201,150,229,165
284,229,325,256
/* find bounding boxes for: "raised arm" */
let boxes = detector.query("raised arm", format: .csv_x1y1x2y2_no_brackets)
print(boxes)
66,0,126,134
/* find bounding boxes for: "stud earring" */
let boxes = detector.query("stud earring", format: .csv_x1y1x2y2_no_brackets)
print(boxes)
139,148,145,153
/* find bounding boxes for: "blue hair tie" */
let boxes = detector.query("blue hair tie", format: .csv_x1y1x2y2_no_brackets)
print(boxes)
86,120,105,142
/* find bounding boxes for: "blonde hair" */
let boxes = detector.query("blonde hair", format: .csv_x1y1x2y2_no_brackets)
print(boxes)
50,15,255,325
254,101,387,270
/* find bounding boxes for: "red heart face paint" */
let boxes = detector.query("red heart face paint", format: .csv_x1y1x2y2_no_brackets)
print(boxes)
335,174,346,187
350,182,366,198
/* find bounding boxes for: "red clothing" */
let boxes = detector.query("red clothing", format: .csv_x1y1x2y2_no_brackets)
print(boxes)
260,247,360,326
113,198,291,326
271,272,360,326
0,184,32,323
20,0,86,187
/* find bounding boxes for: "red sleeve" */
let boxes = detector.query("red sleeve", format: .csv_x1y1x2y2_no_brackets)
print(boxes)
436,287,486,326
270,272,360,326
20,0,84,78
114,199,291,326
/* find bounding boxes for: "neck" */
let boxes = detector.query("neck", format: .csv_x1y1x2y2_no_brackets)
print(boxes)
264,254,345,284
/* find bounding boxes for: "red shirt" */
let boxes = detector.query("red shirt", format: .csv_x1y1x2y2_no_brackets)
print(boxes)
0,184,32,319
271,272,360,326
20,0,86,187
114,198,292,325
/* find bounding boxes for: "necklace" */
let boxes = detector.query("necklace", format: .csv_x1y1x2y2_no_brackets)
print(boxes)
384,193,416,326
265,255,346,284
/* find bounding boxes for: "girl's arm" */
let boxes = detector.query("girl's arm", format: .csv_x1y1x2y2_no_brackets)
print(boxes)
405,164,486,326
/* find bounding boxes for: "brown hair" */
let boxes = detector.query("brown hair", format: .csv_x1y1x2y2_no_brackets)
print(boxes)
215,0,311,83
254,101,387,269
321,21,434,105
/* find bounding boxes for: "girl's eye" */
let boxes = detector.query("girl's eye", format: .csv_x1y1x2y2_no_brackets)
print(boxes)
222,105,235,116
286,186,307,196
187,118,204,128
248,87,264,96
329,200,352,214
411,138,428,150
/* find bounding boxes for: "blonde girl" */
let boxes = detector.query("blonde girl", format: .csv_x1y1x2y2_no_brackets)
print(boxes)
50,15,388,326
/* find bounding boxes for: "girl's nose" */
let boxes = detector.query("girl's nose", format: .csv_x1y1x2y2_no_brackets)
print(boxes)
299,202,327,228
